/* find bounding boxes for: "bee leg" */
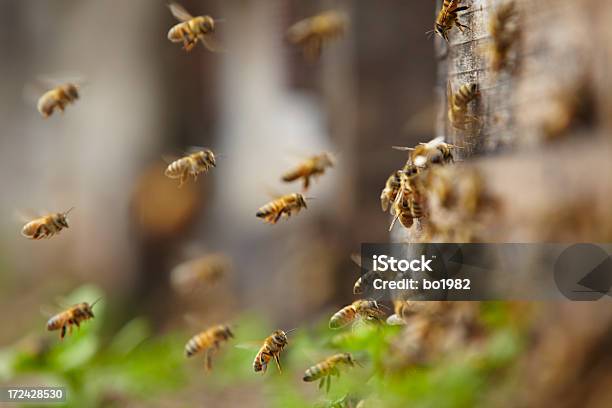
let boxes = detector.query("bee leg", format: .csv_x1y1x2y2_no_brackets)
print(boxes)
204,350,212,371
303,177,310,190
326,375,332,393
273,211,283,223
274,354,282,373
318,378,325,389
455,20,471,33
60,325,66,340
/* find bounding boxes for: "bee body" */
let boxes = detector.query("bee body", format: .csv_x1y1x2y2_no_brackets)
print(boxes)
167,3,218,52
185,324,233,370
37,84,79,118
21,209,73,240
303,353,356,391
253,330,288,374
47,302,96,340
282,153,334,190
380,170,403,212
256,193,307,224
164,150,216,187
287,11,347,61
435,0,470,42
329,300,384,329
490,1,519,72
171,254,230,293
448,83,480,130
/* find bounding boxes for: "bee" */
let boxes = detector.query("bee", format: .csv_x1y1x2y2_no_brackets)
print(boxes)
167,2,222,52
350,253,380,295
185,324,234,370
287,10,348,61
164,149,216,187
253,329,291,374
448,82,480,130
281,153,334,191
389,185,415,231
393,136,458,169
47,298,100,340
170,253,231,294
37,83,80,118
380,170,403,212
434,0,470,42
329,300,385,329
21,208,74,240
489,1,519,73
303,352,358,392
256,193,308,224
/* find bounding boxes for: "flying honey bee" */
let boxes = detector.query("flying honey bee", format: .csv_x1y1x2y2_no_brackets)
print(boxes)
21,208,74,240
489,1,519,73
281,153,334,191
303,353,358,392
448,82,480,130
350,253,381,295
380,170,403,212
170,253,231,294
287,10,348,61
37,83,80,118
46,298,100,340
434,0,470,42
164,149,216,187
167,2,222,52
256,193,308,224
329,300,385,329
185,324,234,370
253,329,292,374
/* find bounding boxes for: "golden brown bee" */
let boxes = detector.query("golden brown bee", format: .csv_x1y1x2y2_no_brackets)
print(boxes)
47,299,100,340
393,137,458,169
170,254,231,294
380,170,403,212
281,153,334,191
389,185,416,231
350,253,380,295
167,2,221,52
287,10,348,61
37,83,80,118
448,82,480,130
303,352,357,392
489,1,519,73
329,300,385,329
185,324,234,370
434,0,470,42
164,149,216,187
21,208,74,240
256,193,307,224
253,329,290,374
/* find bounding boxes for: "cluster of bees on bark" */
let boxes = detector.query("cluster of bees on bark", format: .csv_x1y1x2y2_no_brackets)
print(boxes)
16,1,516,402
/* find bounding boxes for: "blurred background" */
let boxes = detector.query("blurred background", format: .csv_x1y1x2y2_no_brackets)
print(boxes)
0,0,611,407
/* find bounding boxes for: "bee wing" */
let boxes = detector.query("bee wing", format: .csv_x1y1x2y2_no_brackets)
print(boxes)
201,34,226,53
350,253,362,267
14,209,42,223
168,2,194,22
391,146,414,152
234,341,264,350
183,313,206,329
162,154,181,165
426,136,446,148
40,305,57,318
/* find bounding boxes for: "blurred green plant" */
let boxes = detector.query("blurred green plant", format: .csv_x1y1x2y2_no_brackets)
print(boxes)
0,290,525,408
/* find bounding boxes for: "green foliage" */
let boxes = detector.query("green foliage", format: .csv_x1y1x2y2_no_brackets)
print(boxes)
0,288,525,407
